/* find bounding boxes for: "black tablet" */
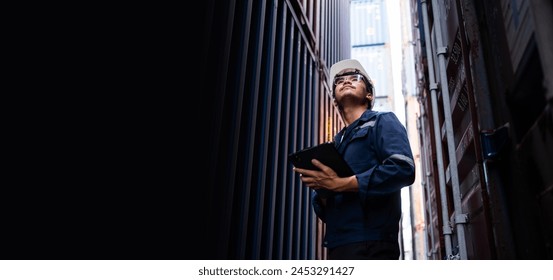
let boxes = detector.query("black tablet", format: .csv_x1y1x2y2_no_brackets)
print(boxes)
288,142,354,177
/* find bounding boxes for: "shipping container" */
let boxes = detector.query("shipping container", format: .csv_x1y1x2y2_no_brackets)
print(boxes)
410,0,553,259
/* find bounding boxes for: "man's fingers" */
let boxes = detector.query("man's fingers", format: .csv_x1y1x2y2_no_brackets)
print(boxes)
294,167,319,177
311,159,334,174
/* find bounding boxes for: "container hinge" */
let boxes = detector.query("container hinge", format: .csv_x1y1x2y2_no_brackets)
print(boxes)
480,123,510,160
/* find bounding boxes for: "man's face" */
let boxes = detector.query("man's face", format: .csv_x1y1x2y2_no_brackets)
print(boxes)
333,68,369,102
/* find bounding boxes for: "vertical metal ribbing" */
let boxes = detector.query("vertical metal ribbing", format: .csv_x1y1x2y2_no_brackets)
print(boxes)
203,0,352,260
417,107,437,259
430,0,468,260
419,0,453,258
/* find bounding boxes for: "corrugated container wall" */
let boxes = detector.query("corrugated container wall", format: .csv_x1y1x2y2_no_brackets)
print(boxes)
201,0,351,259
410,0,553,259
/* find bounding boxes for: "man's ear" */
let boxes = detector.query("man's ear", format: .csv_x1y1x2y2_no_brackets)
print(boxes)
366,93,373,102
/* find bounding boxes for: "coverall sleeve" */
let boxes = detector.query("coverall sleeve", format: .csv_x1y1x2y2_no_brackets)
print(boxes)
356,113,416,198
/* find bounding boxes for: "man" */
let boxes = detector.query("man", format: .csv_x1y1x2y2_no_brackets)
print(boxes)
293,59,415,259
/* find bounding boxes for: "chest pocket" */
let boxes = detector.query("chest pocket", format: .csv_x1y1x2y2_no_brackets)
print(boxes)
350,119,376,141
